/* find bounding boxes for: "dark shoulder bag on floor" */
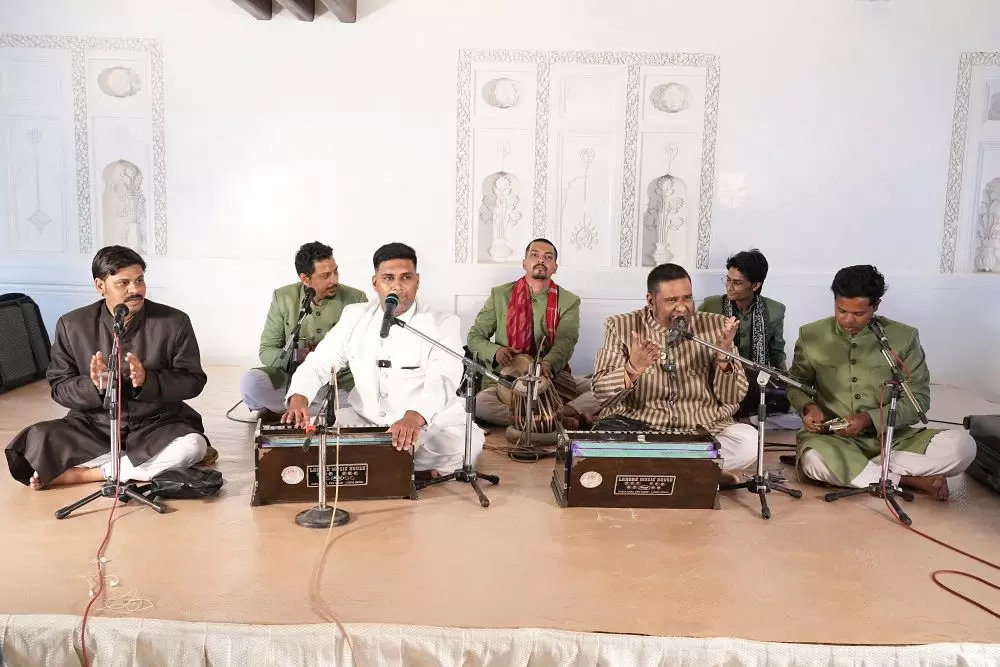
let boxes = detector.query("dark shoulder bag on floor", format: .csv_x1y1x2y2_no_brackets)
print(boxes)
964,415,1000,495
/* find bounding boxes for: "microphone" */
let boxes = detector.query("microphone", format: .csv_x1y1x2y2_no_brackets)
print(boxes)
380,293,399,338
301,286,315,315
867,316,889,346
667,315,689,347
112,303,129,333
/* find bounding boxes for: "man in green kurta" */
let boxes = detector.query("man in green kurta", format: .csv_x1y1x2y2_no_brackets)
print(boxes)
466,238,598,429
786,265,976,500
699,248,790,420
239,241,367,415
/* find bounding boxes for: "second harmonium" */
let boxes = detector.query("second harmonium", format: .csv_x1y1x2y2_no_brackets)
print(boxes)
251,420,417,506
551,429,723,509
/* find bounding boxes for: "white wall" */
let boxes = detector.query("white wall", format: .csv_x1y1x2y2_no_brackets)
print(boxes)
1,0,999,401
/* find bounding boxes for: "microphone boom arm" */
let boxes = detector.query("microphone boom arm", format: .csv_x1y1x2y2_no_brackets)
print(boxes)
676,329,815,396
870,324,928,424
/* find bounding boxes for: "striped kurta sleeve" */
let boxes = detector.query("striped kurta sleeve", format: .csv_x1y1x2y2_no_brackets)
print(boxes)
591,314,635,408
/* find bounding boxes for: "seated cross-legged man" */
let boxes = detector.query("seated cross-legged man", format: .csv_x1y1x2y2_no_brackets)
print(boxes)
698,248,795,427
466,238,598,436
239,241,367,418
591,263,757,483
786,264,977,500
283,243,484,479
5,245,212,489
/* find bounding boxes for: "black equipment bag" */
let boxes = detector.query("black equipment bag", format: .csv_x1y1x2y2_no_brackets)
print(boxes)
0,293,52,394
964,415,1000,494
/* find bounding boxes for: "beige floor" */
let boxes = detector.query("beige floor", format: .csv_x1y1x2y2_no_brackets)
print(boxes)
1,365,999,646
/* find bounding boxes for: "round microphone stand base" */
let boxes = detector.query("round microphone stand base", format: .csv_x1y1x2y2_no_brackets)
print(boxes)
295,506,350,529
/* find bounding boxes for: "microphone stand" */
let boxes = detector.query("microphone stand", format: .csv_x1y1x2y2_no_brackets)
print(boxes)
56,320,168,519
295,379,350,528
823,323,925,526
510,338,550,462
385,316,514,507
275,290,314,392
676,326,814,520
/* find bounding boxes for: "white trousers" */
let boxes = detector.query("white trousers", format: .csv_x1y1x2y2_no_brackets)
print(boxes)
714,422,759,472
334,407,483,474
800,429,977,488
80,433,208,483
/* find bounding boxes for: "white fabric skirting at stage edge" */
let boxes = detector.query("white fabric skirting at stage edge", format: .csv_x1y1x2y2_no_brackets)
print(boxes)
2,615,999,666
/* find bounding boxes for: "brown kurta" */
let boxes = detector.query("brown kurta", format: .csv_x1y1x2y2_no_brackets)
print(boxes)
591,308,748,434
5,299,208,486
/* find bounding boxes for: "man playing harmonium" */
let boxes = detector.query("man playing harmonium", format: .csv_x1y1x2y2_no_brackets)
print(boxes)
466,238,598,431
283,242,483,479
591,263,758,482
698,248,791,421
786,264,976,500
239,241,367,417
6,246,212,489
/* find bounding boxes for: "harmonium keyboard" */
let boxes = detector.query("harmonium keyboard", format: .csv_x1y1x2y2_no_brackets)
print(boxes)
251,419,417,506
551,429,723,509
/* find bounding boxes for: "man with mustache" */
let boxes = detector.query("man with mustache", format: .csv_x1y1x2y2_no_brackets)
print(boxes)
6,245,213,489
786,265,976,500
284,243,482,478
239,241,367,416
591,263,757,483
466,238,598,431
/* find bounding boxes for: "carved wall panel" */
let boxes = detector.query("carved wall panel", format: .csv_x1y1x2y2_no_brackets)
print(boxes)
940,54,1000,273
0,48,73,254
0,35,165,256
455,50,720,269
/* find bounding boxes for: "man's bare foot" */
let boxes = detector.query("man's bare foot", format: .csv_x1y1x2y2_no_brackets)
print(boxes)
900,474,950,500
720,471,741,485
30,467,105,490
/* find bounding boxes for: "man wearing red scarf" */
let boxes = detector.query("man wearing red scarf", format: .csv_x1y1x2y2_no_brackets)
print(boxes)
467,239,597,428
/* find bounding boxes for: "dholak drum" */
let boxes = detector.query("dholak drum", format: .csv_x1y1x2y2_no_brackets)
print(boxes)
497,354,562,434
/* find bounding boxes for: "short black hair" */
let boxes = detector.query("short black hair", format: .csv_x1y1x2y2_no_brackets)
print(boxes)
646,263,690,294
830,265,886,306
92,245,146,280
373,242,417,271
525,238,558,261
726,248,768,292
295,241,333,277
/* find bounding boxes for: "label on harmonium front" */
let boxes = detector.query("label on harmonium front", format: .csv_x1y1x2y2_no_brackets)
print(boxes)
613,474,676,496
306,463,369,487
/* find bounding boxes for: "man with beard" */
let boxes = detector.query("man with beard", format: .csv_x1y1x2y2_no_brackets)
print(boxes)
284,242,482,478
591,263,757,482
466,238,598,430
6,245,212,489
787,264,976,500
239,241,367,416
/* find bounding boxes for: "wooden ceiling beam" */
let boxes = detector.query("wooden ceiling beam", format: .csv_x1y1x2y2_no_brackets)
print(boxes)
275,0,315,21
318,0,357,23
231,0,272,20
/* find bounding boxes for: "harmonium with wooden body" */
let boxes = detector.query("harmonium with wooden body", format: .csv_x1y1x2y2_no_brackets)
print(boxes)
251,419,417,506
551,429,724,509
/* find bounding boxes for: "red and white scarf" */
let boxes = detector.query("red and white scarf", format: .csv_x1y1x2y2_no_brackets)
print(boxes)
505,277,559,354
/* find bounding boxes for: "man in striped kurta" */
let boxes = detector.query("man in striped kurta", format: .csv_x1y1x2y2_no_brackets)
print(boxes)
591,264,758,479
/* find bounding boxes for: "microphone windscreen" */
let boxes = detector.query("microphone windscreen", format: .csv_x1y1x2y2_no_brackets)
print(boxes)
385,293,399,307
113,303,129,319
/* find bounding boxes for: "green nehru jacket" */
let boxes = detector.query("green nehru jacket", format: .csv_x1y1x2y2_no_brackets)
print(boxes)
785,316,939,484
256,282,368,391
466,281,580,385
698,294,787,370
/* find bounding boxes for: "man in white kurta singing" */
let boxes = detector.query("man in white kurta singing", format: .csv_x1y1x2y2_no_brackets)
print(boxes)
283,242,484,478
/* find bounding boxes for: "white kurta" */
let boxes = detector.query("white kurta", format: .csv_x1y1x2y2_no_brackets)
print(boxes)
286,299,484,473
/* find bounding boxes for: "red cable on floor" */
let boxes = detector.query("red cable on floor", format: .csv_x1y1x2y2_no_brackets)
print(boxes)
877,356,1000,620
80,338,124,666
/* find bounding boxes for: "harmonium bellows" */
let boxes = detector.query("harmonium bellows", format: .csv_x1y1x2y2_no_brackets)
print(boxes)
551,430,724,509
252,420,417,506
